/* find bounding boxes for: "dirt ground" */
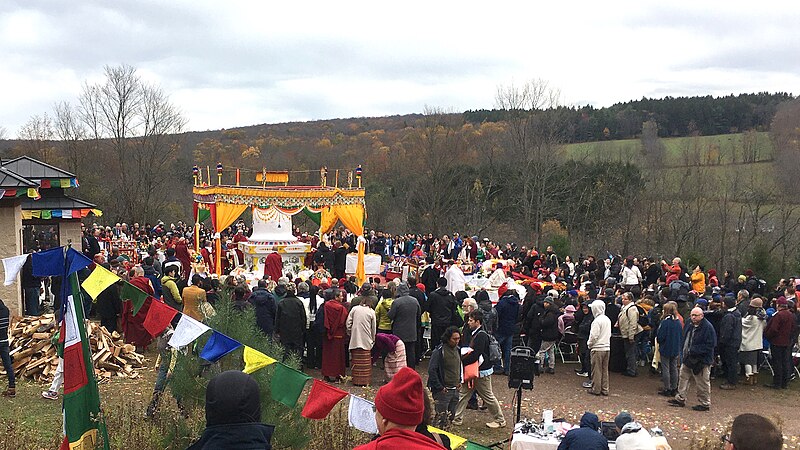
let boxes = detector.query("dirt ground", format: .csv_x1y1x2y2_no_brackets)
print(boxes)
306,358,800,450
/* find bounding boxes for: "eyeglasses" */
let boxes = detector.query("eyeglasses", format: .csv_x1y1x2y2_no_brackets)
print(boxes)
720,434,731,444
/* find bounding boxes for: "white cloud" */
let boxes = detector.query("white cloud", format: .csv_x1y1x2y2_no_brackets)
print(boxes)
0,0,798,133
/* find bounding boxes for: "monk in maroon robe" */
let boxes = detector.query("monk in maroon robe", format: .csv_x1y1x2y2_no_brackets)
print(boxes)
174,238,192,281
263,252,283,282
321,292,348,381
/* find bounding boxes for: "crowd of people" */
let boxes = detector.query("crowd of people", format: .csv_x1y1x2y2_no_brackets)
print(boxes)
6,221,797,449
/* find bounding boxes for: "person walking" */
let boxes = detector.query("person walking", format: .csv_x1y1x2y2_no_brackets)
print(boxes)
427,326,462,428
669,307,717,411
452,311,506,429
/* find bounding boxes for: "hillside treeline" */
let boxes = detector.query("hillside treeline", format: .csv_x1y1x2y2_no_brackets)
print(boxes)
2,69,800,281
465,92,793,142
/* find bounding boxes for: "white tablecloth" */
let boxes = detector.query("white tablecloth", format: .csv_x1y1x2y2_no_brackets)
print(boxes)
511,434,616,450
345,253,382,274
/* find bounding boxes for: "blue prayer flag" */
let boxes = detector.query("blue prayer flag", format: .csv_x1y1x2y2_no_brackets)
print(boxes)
200,331,242,362
66,248,92,275
32,247,65,277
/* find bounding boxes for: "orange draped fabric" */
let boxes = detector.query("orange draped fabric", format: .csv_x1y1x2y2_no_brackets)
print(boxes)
214,202,249,275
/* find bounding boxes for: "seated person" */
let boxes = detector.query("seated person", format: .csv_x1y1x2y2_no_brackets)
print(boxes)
614,411,656,450
557,411,609,450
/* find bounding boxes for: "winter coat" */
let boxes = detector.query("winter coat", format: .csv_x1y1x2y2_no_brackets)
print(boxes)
616,422,656,450
740,308,766,352
718,308,743,348
388,285,420,344
587,301,611,352
618,303,644,340
681,318,717,366
656,315,683,358
427,287,456,328
539,303,562,341
427,344,462,392
524,299,545,340
347,304,376,350
250,287,277,336
765,309,795,347
557,412,608,450
275,295,306,346
187,423,274,450
374,298,394,331
475,290,496,333
354,428,447,450
495,293,520,336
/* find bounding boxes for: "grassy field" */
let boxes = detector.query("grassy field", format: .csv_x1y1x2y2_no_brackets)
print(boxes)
564,132,774,167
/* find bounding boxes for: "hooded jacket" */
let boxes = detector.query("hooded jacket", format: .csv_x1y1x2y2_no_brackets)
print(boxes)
740,307,766,352
188,371,274,450
587,301,611,351
557,412,609,450
539,302,562,342
718,308,742,348
388,284,421,344
275,294,306,346
656,315,683,358
615,422,656,450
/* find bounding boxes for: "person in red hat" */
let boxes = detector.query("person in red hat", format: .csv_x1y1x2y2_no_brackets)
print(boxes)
355,367,447,449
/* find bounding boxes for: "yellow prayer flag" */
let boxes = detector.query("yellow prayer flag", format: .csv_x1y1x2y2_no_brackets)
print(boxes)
91,208,103,217
27,187,39,198
81,264,121,301
60,178,71,188
428,426,467,449
21,210,33,220
243,346,276,374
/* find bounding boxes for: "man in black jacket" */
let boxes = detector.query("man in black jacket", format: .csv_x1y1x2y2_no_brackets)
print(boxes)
452,311,506,429
420,256,440,295
275,284,307,367
408,280,428,362
250,280,277,337
428,278,456,346
538,297,561,374
718,296,742,390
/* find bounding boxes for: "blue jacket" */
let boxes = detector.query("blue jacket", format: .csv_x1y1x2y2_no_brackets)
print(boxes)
681,318,717,365
557,412,609,450
656,316,683,357
495,293,520,336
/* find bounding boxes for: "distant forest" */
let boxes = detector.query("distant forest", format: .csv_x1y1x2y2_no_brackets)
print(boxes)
2,66,799,278
464,92,793,142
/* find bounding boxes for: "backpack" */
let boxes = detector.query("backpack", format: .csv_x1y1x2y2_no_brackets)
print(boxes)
481,330,503,365
669,280,690,302
635,305,649,328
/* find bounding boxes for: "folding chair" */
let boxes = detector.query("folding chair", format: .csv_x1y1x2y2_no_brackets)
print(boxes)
556,332,581,363
760,350,774,376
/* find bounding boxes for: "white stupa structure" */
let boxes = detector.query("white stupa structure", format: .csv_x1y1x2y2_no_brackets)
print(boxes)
238,206,311,275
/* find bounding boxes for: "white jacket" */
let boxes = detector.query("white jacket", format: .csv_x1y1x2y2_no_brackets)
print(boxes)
621,265,642,286
740,311,766,352
616,422,657,450
618,303,644,339
588,300,611,351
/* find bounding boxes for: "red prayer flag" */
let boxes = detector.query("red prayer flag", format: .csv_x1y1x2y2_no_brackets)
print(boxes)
300,379,348,420
142,299,178,337
40,179,51,188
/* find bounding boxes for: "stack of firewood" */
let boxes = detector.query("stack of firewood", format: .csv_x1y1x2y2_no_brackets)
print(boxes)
1,314,146,382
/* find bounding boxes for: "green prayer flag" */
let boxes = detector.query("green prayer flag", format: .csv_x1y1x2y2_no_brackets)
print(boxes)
120,281,149,315
198,208,211,223
466,442,492,450
41,210,52,219
302,207,321,225
270,362,310,407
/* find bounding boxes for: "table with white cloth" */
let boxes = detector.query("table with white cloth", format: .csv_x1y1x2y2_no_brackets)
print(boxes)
345,253,382,275
510,433,616,450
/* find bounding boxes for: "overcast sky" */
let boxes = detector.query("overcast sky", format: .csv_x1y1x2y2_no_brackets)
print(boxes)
1,1,798,135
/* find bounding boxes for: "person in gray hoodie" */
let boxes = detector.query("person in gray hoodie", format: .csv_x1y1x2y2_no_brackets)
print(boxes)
587,300,611,396
613,411,656,450
388,283,421,369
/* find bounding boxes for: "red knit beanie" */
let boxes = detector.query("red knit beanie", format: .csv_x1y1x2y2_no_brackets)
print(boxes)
498,284,509,298
374,367,424,426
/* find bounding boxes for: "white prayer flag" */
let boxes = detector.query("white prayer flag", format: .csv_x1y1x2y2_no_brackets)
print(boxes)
348,395,378,435
168,314,210,348
2,254,29,286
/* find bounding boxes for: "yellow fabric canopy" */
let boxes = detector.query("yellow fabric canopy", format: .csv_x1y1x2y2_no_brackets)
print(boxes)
214,202,249,275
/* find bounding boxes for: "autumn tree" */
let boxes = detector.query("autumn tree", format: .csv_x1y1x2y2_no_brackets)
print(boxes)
53,101,87,174
495,79,571,247
16,113,56,163
78,64,186,222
